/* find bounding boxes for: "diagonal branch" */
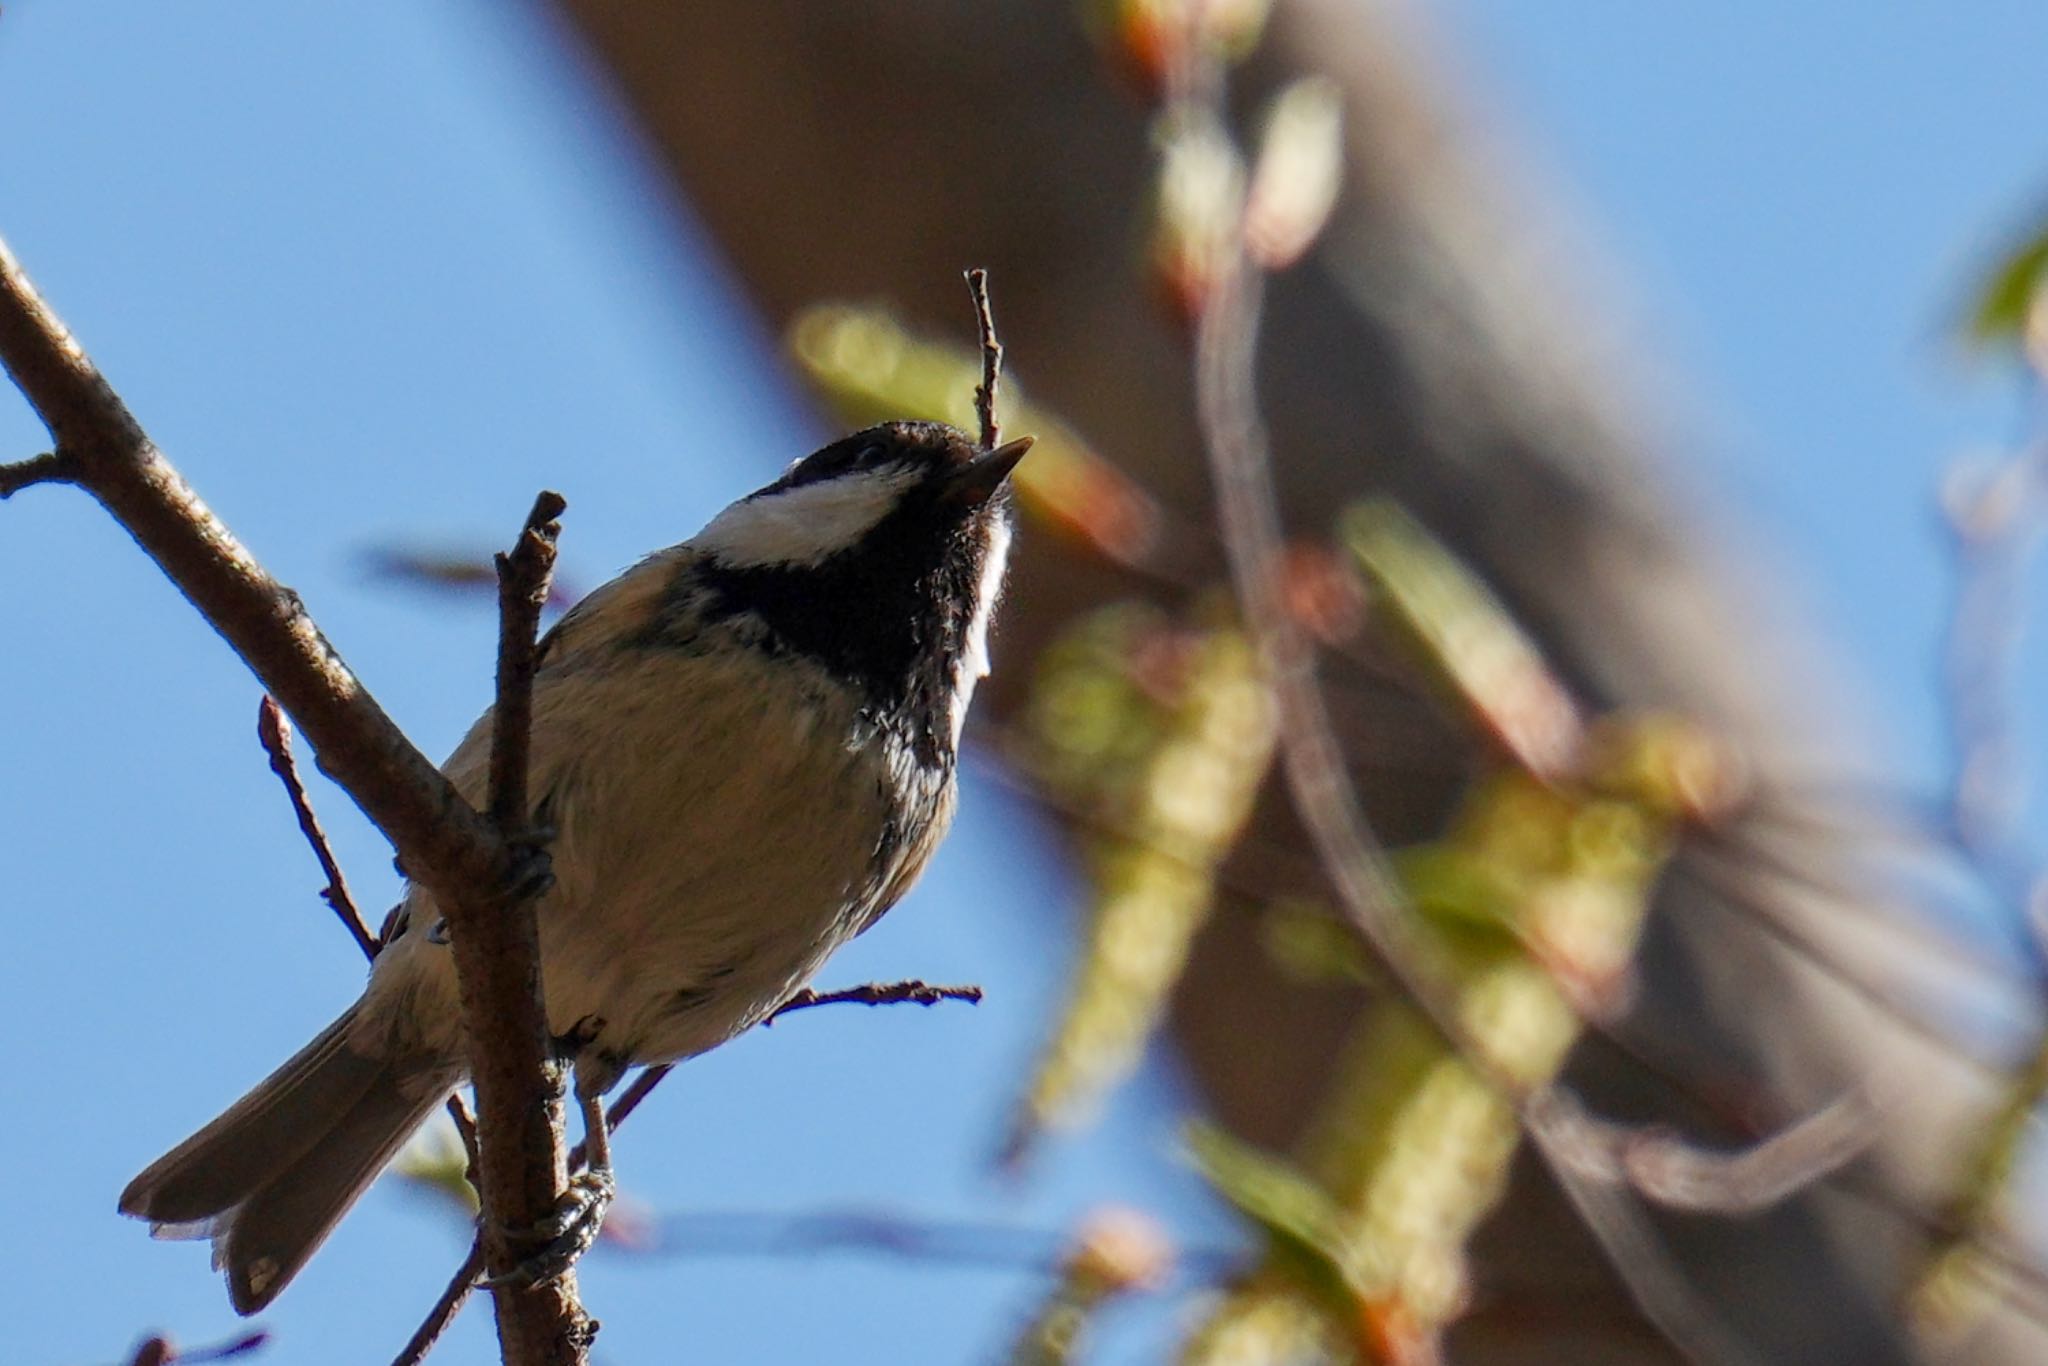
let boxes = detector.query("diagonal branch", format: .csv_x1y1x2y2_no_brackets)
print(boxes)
0,231,587,1364
0,233,518,947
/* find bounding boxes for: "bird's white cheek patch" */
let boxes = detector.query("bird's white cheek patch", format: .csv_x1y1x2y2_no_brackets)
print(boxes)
950,516,1013,746
695,468,920,568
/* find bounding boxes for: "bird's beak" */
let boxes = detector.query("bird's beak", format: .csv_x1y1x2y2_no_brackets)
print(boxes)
945,436,1034,507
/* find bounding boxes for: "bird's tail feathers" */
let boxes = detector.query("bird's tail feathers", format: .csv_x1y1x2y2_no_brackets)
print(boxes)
120,1002,457,1314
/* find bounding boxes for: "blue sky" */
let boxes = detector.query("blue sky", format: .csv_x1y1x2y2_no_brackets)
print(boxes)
4,3,2048,1363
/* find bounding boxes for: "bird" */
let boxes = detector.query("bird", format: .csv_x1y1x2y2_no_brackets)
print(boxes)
120,419,1032,1313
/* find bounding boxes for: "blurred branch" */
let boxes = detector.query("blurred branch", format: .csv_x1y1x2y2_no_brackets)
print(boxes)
1912,323,2048,1335
1938,439,2048,878
0,231,588,1364
122,1331,270,1366
1169,31,1768,1361
1535,1087,1876,1218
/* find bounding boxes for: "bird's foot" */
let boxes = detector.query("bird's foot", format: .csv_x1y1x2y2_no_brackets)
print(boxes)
481,1167,615,1292
496,822,558,907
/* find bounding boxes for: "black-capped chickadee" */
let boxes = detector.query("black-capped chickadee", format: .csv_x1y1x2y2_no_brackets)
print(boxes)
120,420,1032,1313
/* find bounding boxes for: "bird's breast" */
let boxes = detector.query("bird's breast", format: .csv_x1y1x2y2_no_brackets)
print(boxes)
530,644,953,1065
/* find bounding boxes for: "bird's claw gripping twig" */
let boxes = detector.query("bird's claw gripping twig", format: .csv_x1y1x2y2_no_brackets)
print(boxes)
480,1167,614,1292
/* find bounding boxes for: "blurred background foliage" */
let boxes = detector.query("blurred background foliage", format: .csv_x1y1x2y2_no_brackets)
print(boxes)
13,0,2048,1362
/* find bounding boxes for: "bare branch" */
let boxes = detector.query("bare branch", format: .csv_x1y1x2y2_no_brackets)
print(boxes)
1192,227,1491,1088
257,692,486,1229
966,268,1003,449
0,233,588,1363
1176,65,1770,1361
1529,1098,1768,1366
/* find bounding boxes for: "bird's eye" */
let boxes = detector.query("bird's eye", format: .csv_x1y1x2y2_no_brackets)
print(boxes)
783,439,892,489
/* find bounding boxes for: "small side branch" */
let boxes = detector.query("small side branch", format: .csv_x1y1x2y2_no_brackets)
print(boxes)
257,697,378,961
0,449,74,497
767,979,984,1022
125,1328,270,1366
255,698,487,1193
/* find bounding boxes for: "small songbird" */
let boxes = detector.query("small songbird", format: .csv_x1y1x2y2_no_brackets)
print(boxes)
121,420,1031,1313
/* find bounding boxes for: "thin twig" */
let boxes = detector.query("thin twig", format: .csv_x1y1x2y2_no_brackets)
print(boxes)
765,980,983,1022
489,493,566,832
639,1206,1227,1278
391,1244,487,1366
1194,242,1498,1091
257,696,379,960
966,268,1003,449
0,448,74,497
256,693,485,1189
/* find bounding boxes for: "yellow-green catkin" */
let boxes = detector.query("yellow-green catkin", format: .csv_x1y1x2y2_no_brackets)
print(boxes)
1183,504,1725,1365
1184,753,1683,1364
1008,602,1277,1160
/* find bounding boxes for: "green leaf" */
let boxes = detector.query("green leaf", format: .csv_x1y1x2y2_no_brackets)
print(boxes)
1966,226,2048,350
1183,1122,1364,1315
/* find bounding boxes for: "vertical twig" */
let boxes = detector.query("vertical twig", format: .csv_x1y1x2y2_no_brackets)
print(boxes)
967,268,1004,449
463,490,588,1363
489,494,566,833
